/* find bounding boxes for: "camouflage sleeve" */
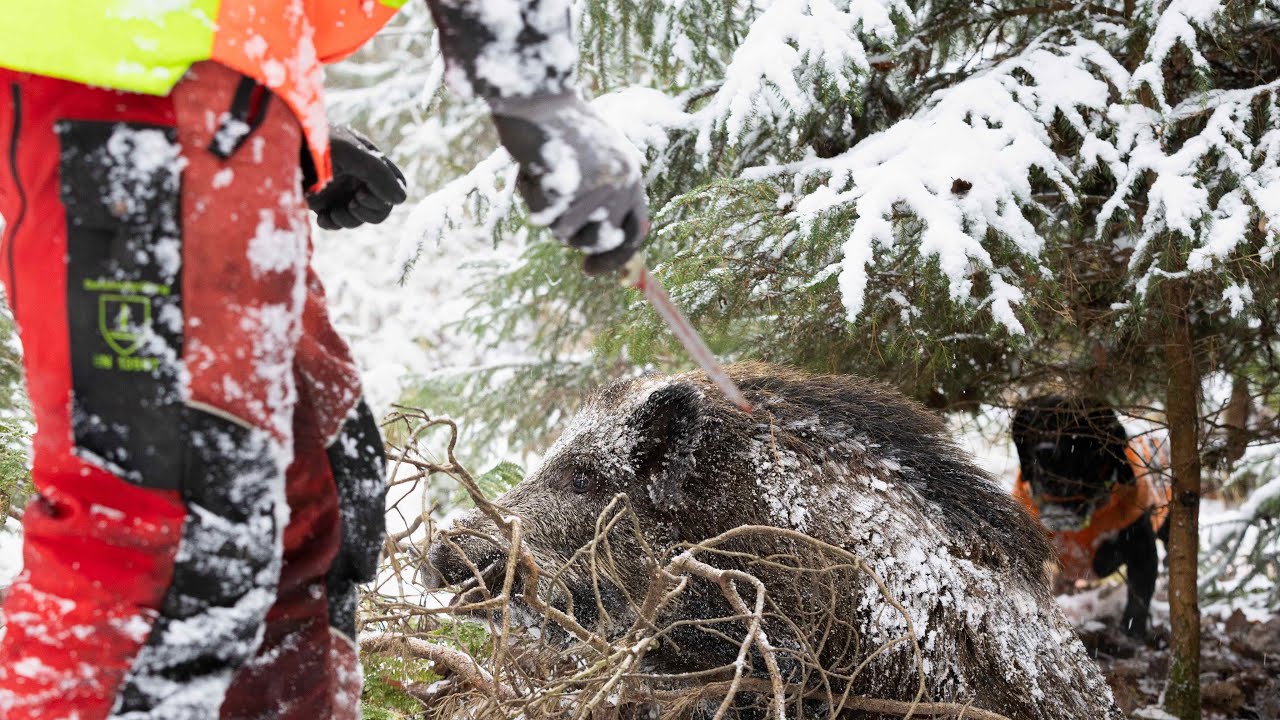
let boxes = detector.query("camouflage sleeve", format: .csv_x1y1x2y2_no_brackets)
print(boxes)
423,0,578,100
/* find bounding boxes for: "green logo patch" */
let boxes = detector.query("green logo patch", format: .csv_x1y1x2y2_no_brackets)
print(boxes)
98,293,152,357
82,279,173,372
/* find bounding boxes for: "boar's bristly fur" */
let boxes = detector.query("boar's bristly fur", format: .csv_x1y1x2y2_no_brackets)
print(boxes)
428,363,1122,719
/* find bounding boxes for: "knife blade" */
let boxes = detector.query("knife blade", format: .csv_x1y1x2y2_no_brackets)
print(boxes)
622,255,752,413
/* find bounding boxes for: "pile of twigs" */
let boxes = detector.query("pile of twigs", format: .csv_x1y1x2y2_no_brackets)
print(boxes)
359,409,1009,720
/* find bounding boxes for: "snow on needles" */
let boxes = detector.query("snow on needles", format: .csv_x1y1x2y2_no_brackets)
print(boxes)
398,150,520,280
694,0,903,156
1108,78,1280,276
1129,0,1225,110
751,40,1123,334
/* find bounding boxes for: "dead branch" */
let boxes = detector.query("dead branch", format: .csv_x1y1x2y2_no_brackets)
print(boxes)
362,634,518,701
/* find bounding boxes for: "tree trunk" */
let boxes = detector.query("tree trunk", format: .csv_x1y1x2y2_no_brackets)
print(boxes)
1162,276,1201,720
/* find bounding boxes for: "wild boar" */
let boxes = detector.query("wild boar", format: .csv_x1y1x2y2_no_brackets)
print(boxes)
427,364,1122,719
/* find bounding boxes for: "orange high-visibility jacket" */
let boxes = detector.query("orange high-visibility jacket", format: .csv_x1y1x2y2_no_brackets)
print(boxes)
1014,434,1171,581
0,0,404,188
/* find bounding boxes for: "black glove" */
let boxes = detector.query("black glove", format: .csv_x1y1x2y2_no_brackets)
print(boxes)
490,94,650,276
307,125,407,231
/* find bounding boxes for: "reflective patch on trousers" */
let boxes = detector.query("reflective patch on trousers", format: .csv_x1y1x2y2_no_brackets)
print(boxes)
109,410,286,718
57,119,185,490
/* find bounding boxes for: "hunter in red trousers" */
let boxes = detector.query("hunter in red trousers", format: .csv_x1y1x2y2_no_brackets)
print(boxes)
0,1,649,718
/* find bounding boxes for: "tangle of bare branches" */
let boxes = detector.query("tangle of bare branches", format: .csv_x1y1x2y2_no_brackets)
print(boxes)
361,408,1014,720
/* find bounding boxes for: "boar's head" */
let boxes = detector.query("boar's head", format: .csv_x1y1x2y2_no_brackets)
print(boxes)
425,374,766,640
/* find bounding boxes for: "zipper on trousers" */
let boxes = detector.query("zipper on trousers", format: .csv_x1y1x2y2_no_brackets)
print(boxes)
5,82,24,313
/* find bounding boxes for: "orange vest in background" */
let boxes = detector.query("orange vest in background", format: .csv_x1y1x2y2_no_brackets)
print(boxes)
1014,434,1171,581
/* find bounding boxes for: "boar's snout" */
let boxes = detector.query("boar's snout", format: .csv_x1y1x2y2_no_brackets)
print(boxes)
423,529,506,592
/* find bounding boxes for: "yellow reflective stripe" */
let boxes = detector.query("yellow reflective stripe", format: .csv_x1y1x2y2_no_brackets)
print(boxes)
379,0,408,6
0,1,219,96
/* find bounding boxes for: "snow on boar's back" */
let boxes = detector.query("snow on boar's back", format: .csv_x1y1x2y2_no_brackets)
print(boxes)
427,363,1122,719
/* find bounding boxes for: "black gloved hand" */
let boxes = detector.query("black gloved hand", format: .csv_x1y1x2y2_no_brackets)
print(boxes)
490,94,650,276
308,125,407,231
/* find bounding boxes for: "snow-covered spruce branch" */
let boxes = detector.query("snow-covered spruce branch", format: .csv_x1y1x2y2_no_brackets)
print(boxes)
382,0,1276,339
1129,0,1228,109
397,150,520,282
692,0,906,156
1103,78,1280,278
748,35,1126,334
1200,471,1280,604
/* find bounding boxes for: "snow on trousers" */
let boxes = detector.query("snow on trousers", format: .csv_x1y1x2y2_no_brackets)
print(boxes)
0,63,387,719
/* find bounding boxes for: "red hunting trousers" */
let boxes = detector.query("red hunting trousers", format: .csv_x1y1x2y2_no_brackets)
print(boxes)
0,63,386,718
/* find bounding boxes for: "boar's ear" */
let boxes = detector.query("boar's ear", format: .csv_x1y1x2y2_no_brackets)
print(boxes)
630,382,704,513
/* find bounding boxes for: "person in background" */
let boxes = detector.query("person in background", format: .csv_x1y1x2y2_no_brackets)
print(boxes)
0,1,646,717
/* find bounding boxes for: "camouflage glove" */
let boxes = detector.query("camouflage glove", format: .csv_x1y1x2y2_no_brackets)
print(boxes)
307,125,407,230
490,94,649,276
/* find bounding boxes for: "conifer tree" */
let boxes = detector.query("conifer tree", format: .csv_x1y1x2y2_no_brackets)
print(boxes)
0,290,29,521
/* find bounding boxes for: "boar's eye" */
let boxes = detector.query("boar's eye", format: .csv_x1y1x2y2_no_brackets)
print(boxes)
571,472,592,494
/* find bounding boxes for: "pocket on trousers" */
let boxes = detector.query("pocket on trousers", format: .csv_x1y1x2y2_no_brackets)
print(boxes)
57,120,185,489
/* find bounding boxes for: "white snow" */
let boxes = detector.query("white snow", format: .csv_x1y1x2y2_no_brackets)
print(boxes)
527,138,581,226
437,0,577,99
749,40,1128,334
694,0,902,156
1055,583,1129,627
0,518,22,589
1129,0,1224,109
591,88,691,160
211,168,234,189
1239,475,1280,518
247,208,308,277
